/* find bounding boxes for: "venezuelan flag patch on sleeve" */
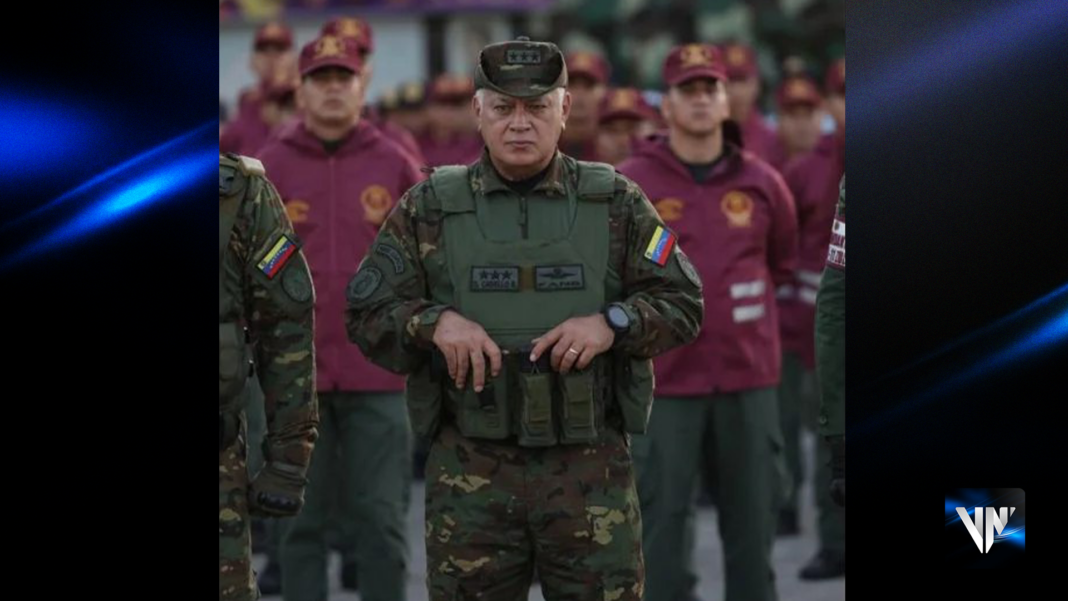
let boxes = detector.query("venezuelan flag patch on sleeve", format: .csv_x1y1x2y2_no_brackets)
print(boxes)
257,234,299,279
643,225,676,267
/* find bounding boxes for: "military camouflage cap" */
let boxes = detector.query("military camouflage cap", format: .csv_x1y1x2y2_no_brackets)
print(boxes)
474,37,568,99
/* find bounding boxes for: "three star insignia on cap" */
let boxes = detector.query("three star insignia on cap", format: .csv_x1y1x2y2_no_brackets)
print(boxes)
506,49,542,65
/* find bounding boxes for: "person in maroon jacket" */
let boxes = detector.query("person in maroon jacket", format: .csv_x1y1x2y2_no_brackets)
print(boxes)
559,50,609,160
220,22,296,155
230,68,300,160
618,43,798,601
255,34,423,601
766,75,826,173
594,87,656,166
321,16,428,166
417,73,483,167
777,56,846,581
720,42,779,165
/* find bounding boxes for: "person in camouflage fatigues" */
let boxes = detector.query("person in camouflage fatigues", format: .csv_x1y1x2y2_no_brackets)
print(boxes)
345,38,703,600
816,174,845,508
219,153,319,601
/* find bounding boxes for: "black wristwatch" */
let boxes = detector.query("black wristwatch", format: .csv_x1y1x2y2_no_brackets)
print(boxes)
602,302,632,343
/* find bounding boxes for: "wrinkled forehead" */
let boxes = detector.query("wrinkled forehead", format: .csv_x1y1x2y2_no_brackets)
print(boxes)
481,88,560,105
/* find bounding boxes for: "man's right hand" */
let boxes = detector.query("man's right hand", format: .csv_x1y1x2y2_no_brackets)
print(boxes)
431,310,502,393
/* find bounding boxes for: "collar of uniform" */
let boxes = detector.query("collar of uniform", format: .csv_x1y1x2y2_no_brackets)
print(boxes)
289,119,376,157
709,142,741,180
477,149,568,197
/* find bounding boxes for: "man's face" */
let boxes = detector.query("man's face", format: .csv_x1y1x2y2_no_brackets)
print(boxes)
299,67,364,125
662,78,729,137
726,76,759,120
261,95,296,128
826,93,845,135
596,118,640,165
567,76,606,126
475,88,571,170
251,44,293,81
777,104,823,155
636,118,660,139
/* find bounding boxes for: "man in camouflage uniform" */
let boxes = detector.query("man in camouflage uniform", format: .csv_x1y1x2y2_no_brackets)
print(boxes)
816,174,845,508
219,153,319,601
345,37,703,600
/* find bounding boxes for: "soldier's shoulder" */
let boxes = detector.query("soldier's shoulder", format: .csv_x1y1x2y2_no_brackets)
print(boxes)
221,153,261,201
603,169,650,214
398,176,440,216
568,157,631,197
610,169,640,193
222,153,266,175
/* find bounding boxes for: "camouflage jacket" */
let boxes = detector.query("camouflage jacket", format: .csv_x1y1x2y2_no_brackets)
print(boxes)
220,154,318,469
344,150,704,374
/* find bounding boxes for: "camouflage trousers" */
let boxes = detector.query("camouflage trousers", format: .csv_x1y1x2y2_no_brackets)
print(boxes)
220,416,258,601
425,422,644,600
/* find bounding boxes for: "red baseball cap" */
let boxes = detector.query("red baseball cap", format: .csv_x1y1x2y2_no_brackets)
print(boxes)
721,43,757,81
598,87,653,124
662,43,726,87
254,22,293,52
566,51,610,85
299,35,364,77
776,76,822,109
321,17,374,55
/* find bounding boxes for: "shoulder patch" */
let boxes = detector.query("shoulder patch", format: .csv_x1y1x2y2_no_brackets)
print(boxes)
257,234,299,279
676,249,702,288
643,225,676,267
374,243,406,275
347,266,383,303
282,266,313,303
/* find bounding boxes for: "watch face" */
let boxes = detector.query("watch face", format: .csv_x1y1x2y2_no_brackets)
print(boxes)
608,305,629,329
